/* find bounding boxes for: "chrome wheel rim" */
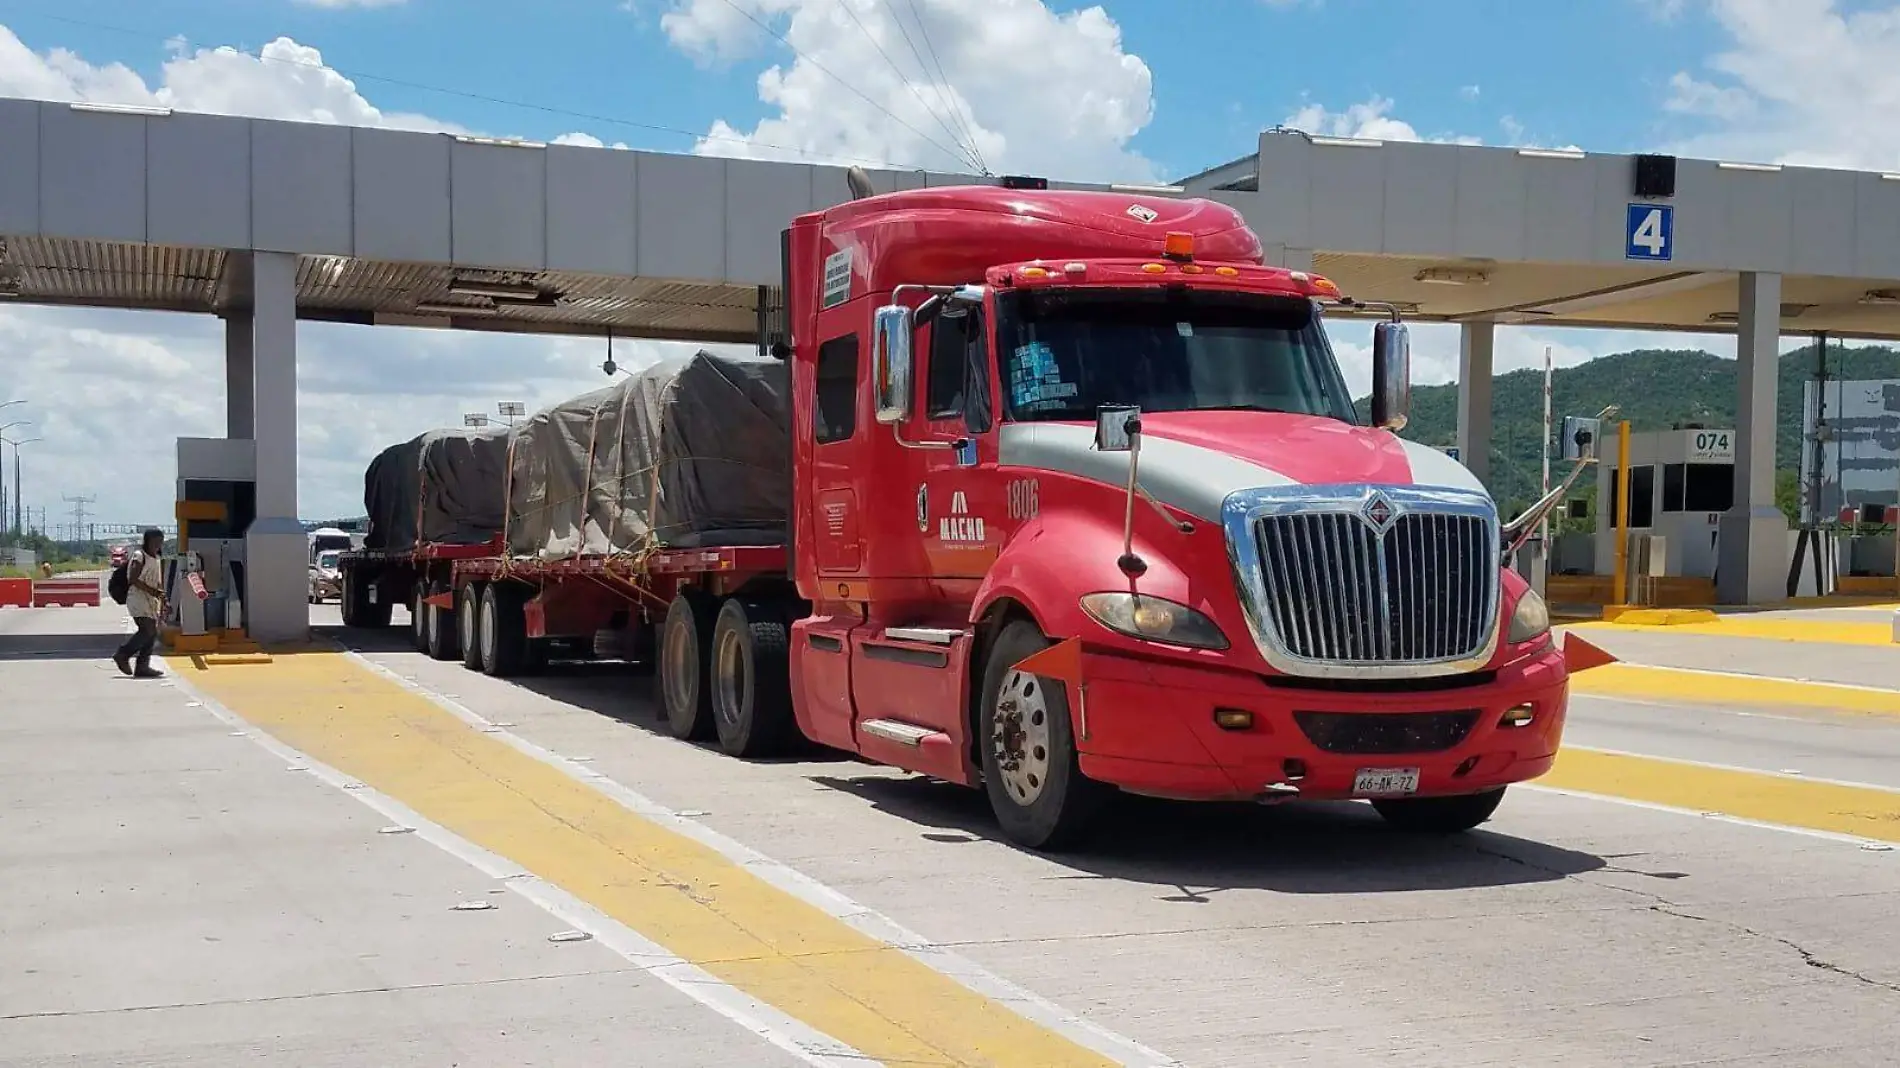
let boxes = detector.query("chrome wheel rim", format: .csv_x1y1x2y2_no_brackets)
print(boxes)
713,626,746,730
992,669,1052,806
662,614,695,717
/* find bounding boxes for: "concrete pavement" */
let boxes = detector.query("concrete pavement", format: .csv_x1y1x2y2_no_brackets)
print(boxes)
3,598,1899,1066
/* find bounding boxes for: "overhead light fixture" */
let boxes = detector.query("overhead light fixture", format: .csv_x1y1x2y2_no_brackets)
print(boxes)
415,301,500,317
69,101,172,117
1861,289,1900,306
1717,160,1781,173
1415,266,1489,286
1309,135,1382,149
453,134,547,150
1517,148,1585,161
448,279,545,302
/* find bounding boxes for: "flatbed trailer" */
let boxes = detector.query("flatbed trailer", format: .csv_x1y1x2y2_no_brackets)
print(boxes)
338,537,509,656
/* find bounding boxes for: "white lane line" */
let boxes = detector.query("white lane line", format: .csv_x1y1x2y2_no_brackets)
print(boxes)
344,649,1186,1068
1520,783,1895,851
155,654,879,1068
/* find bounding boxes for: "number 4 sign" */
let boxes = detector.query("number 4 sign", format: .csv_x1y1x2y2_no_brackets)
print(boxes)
1626,203,1674,261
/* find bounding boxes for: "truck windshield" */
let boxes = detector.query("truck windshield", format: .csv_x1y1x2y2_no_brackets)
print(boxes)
992,287,1357,424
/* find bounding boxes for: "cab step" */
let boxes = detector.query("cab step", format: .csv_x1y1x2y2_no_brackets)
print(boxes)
859,718,945,747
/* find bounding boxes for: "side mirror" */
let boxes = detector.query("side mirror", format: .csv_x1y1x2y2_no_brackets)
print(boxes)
1095,404,1139,452
1370,321,1411,432
873,303,914,424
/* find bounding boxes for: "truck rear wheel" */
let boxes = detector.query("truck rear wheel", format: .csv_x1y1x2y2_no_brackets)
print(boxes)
425,579,460,662
657,589,719,742
708,598,794,758
1372,787,1506,833
977,620,1109,852
458,582,486,671
479,583,530,677
340,568,359,626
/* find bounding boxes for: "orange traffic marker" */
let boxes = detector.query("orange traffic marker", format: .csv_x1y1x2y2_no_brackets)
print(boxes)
1013,635,1084,687
1564,632,1619,673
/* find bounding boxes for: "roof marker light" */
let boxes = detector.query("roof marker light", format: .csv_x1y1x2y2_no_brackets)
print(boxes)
1181,264,1203,274
1020,265,1049,279
1141,263,1166,274
1215,266,1240,277
1063,262,1087,274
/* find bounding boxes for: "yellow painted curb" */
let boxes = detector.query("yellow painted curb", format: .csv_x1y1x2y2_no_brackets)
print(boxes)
1599,606,1720,625
1570,662,1900,718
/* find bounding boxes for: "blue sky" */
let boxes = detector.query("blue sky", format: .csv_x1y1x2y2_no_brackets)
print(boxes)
2,0,1897,522
0,0,1730,177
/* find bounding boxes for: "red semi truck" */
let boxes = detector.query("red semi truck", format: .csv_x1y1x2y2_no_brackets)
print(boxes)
347,175,1572,851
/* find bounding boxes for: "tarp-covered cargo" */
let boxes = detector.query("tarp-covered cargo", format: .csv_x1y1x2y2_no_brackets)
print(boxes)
507,349,790,559
362,427,511,552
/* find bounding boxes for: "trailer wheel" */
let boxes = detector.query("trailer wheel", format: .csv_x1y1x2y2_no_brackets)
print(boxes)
977,620,1109,852
657,589,719,741
479,582,530,677
1372,787,1506,833
425,579,461,662
356,578,391,629
708,598,794,758
458,582,486,671
411,582,431,652
340,569,358,626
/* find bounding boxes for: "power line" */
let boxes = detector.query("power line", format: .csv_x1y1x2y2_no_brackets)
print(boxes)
710,0,980,173
0,3,947,173
836,0,985,174
893,0,985,174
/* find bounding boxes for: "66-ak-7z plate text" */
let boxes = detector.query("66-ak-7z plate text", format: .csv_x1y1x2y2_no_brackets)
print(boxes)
1352,767,1420,797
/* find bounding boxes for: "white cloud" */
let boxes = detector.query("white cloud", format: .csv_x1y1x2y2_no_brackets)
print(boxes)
1459,84,1481,101
660,0,1158,181
0,24,703,529
1661,0,1900,170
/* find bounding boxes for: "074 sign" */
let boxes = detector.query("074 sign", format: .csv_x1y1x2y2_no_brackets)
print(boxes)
1688,429,1732,461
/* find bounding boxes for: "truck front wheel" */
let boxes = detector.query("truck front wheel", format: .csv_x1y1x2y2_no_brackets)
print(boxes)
977,620,1109,852
708,598,794,758
657,589,719,742
1372,787,1506,833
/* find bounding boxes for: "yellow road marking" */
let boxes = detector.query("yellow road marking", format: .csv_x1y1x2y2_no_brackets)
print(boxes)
1546,748,1900,843
181,648,1117,1067
1570,617,1899,646
1569,662,1900,719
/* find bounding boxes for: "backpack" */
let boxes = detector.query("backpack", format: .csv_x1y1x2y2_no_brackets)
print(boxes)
107,560,130,605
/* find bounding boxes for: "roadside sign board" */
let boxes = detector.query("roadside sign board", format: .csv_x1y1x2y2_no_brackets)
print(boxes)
1625,203,1674,262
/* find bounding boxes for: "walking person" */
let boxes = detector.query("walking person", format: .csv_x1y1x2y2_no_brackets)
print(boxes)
114,528,167,678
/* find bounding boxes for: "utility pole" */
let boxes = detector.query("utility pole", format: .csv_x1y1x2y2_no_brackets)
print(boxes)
63,495,96,545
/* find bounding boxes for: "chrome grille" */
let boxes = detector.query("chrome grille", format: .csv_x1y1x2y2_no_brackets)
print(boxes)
1227,486,1499,674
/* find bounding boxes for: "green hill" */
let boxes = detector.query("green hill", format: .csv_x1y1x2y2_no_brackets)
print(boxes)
1364,342,1900,516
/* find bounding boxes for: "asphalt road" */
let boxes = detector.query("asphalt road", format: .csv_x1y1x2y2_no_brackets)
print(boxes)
4,600,1897,1067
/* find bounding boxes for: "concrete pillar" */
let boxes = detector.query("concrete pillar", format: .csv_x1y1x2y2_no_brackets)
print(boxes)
243,251,307,643
1456,322,1495,484
224,312,254,439
1716,271,1790,604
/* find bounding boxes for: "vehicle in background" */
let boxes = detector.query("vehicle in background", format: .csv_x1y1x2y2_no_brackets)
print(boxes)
309,550,342,604
307,526,355,565
343,174,1577,851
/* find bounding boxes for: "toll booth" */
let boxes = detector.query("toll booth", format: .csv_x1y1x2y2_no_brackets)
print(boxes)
171,437,259,651
1594,428,1737,581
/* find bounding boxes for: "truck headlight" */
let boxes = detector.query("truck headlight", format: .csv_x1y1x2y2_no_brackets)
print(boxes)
1508,588,1551,644
1080,592,1229,650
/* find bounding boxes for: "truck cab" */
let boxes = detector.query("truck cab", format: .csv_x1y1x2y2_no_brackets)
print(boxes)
777,183,1568,850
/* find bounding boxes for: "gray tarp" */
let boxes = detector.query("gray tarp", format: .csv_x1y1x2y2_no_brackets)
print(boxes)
363,427,511,551
506,349,791,559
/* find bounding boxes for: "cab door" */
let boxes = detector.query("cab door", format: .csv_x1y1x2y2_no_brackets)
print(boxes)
915,304,1001,587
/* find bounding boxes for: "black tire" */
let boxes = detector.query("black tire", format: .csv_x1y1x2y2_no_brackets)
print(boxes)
425,579,461,662
977,620,1109,851
458,582,486,671
354,571,391,629
479,582,530,677
340,569,358,626
708,598,795,758
1372,787,1507,833
657,589,719,741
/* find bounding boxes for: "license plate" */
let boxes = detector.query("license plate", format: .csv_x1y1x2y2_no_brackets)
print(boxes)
1352,767,1420,797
